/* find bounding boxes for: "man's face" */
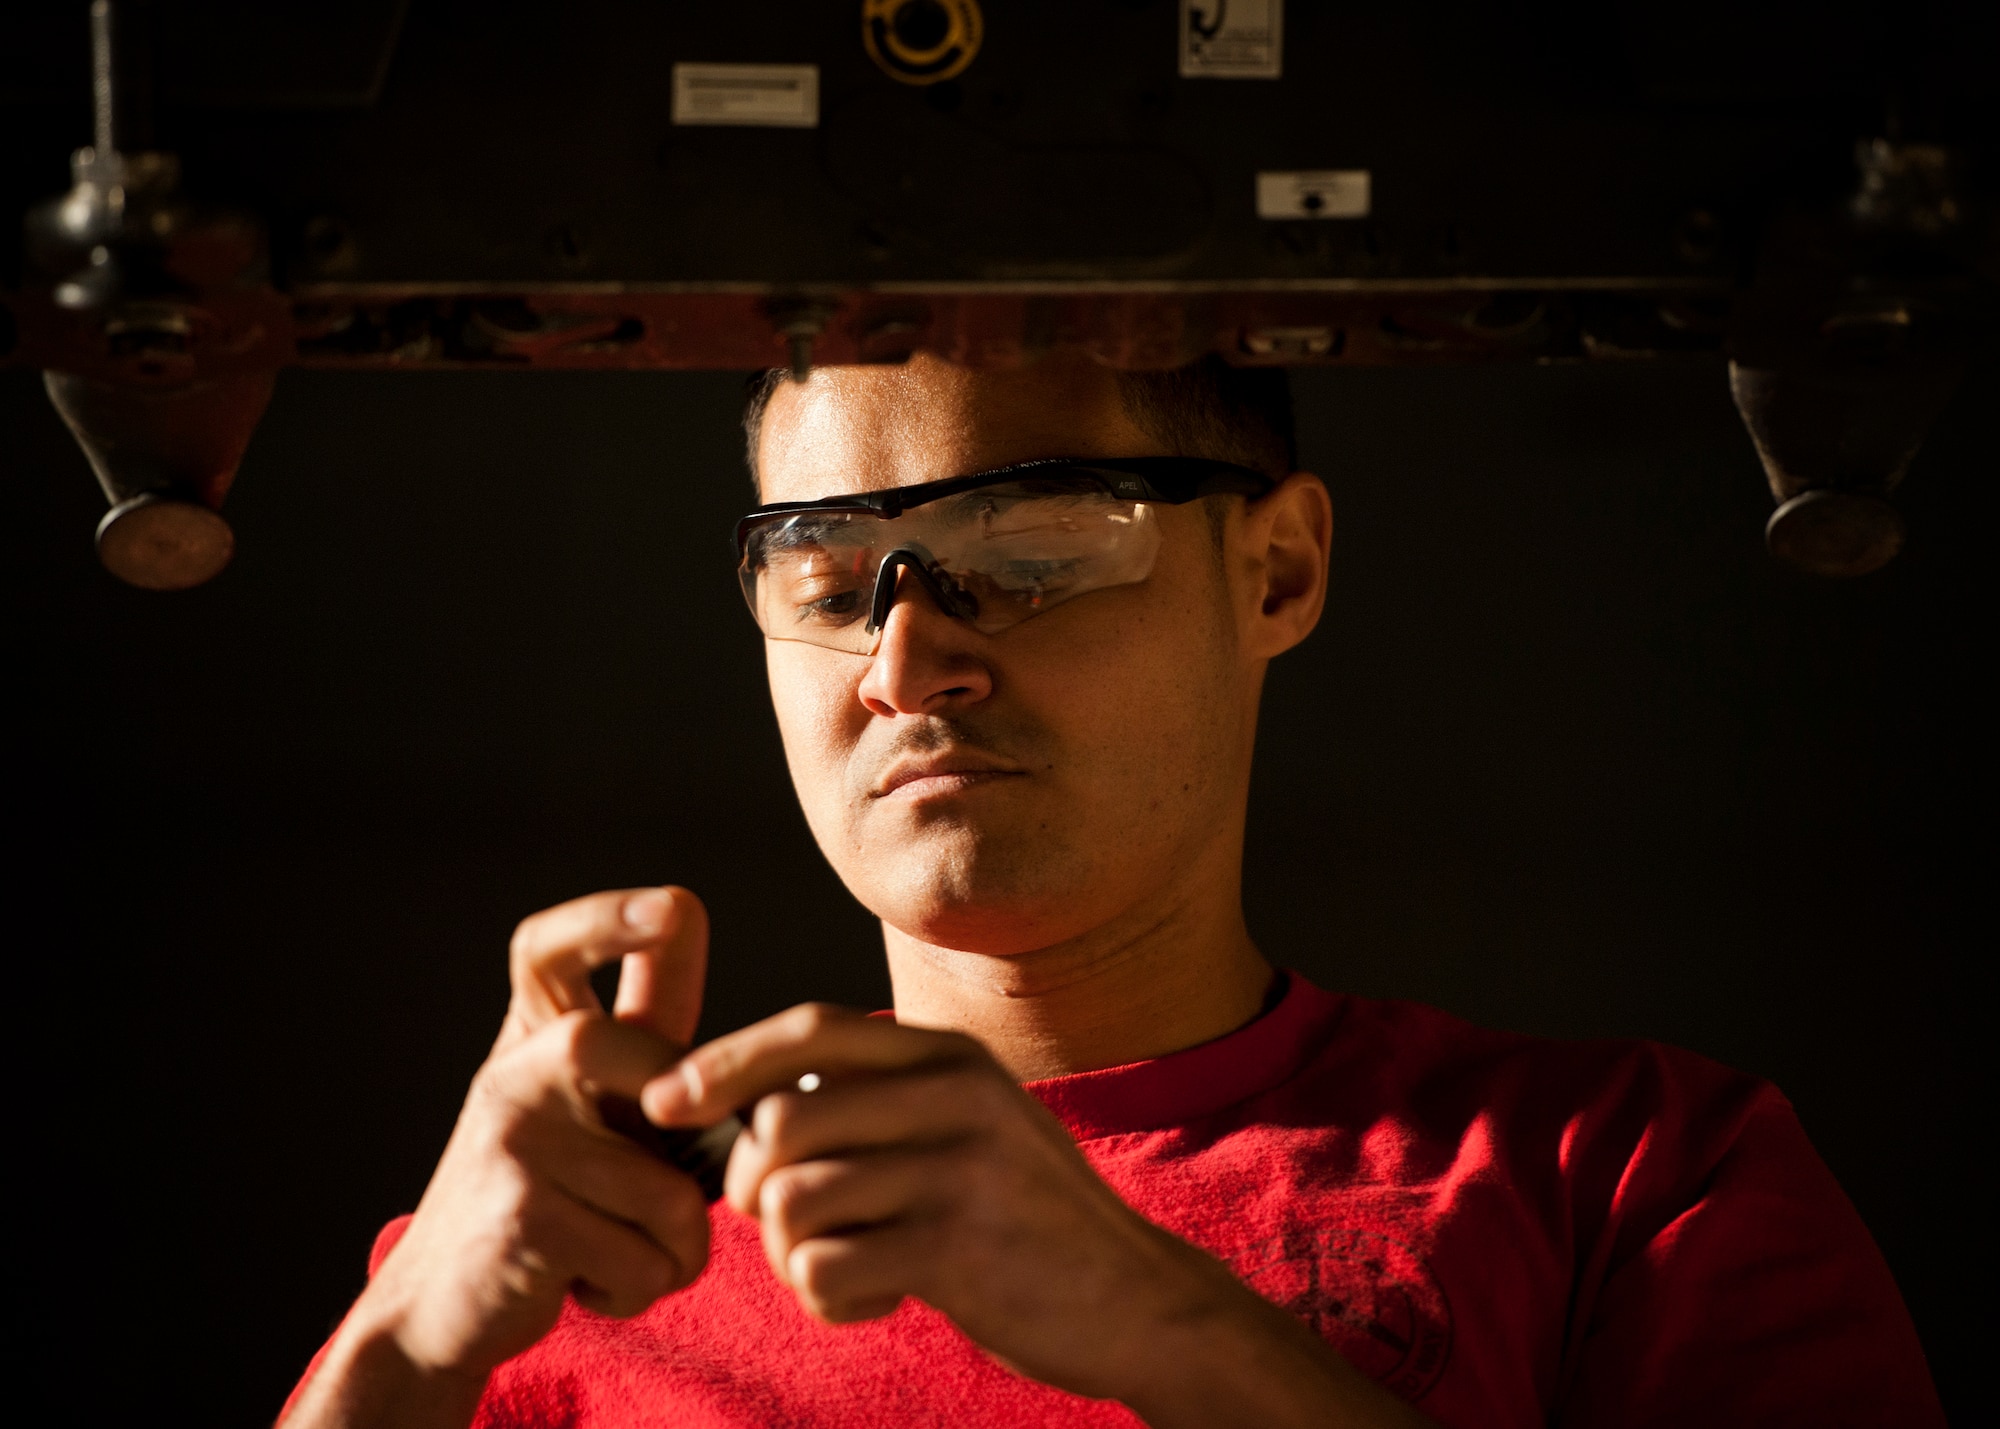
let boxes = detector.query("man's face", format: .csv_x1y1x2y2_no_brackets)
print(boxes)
755,353,1266,956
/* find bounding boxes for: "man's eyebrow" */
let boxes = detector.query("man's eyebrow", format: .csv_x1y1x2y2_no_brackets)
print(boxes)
753,514,862,555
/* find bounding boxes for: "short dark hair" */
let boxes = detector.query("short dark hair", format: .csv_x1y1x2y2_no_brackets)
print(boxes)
741,355,1296,494
1110,356,1297,481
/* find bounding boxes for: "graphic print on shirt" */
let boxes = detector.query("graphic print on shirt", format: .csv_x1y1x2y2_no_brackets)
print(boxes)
1236,1227,1453,1400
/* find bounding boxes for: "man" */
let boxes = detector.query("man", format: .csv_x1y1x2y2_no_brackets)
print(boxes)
283,351,1941,1427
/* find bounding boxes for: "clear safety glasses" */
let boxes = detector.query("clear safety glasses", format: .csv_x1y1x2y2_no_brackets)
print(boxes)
734,456,1275,654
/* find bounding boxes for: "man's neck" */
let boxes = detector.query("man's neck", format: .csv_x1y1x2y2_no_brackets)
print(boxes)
882,862,1276,1082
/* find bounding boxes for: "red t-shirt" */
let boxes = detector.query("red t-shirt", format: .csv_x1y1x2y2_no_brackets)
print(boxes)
291,973,1942,1426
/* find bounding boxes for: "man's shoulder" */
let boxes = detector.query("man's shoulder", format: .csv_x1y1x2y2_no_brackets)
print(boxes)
1286,975,1789,1150
1261,979,1828,1285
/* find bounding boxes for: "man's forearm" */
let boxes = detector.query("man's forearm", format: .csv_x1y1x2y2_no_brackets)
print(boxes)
278,1308,488,1429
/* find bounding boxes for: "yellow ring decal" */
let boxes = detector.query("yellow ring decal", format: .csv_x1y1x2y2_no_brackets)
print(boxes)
862,0,984,86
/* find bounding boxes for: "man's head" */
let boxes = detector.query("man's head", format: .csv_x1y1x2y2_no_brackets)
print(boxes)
745,353,1298,494
747,351,1331,958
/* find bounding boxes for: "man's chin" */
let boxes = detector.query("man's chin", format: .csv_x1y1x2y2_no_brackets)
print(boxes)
852,849,1105,957
883,907,1059,958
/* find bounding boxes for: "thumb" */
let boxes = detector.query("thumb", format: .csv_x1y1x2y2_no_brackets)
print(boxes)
612,885,708,1050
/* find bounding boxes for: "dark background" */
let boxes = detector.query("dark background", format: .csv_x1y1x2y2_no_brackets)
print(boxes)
5,357,1986,1424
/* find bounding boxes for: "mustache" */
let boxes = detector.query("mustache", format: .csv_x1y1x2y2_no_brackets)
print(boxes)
857,710,1044,780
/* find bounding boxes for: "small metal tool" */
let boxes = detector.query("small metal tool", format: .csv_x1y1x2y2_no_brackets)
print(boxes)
652,1117,747,1204
609,1073,819,1204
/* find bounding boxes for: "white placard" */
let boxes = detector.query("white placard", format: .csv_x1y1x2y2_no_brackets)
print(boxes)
672,63,819,128
1181,0,1282,79
1256,170,1371,219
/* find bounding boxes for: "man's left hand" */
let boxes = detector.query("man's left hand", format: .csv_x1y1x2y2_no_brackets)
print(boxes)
638,1005,1431,1428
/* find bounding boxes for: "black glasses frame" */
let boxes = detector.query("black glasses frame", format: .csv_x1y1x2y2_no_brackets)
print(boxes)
732,455,1277,559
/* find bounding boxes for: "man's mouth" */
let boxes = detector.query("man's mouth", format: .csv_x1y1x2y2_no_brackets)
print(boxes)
871,751,1027,799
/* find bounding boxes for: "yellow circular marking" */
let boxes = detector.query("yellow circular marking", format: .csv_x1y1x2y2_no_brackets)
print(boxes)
862,0,984,86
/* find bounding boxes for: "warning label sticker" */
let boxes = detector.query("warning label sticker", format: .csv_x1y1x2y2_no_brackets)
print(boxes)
672,64,819,127
1257,170,1370,219
1181,0,1282,79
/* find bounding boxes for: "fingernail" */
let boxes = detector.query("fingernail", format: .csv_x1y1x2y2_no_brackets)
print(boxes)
644,1060,702,1125
641,1075,680,1124
623,890,670,934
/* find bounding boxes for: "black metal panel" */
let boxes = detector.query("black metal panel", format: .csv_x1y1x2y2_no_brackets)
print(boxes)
3,0,1990,288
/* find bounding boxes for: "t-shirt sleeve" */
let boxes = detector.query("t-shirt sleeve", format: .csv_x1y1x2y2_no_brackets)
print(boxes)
367,1213,416,1276
277,1215,416,1424
1553,1073,1943,1429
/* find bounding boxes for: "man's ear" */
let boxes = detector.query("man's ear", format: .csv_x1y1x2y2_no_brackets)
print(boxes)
1239,472,1333,659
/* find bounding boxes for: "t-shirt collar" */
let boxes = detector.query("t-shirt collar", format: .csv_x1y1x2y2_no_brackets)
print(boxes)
1020,971,1341,1140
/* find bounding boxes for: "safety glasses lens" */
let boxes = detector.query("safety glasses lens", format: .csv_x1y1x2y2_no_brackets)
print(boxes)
740,485,1160,649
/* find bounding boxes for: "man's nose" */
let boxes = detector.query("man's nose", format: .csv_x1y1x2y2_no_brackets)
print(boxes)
856,568,994,717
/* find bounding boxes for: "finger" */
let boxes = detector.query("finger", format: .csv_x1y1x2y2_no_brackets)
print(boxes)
495,1010,684,1123
785,1220,940,1325
751,1149,953,1259
506,887,690,1035
523,1186,694,1319
519,1116,713,1264
640,1003,981,1126
611,887,708,1049
721,1069,993,1210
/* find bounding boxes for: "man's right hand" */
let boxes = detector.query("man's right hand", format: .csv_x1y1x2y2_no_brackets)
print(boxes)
282,887,714,1428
